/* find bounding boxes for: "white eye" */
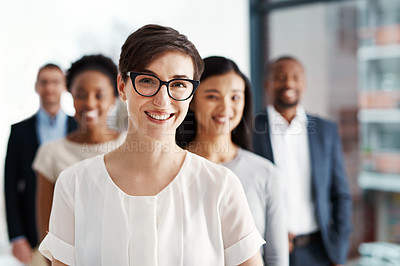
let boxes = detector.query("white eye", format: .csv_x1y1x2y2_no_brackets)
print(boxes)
138,77,157,86
170,81,187,89
205,95,218,100
232,95,241,101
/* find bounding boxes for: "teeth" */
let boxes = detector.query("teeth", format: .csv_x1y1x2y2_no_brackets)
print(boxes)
147,112,171,121
215,117,230,123
85,110,99,119
283,90,296,97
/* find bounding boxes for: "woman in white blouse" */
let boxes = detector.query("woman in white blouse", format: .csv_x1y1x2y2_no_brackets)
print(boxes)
176,56,288,265
39,25,264,266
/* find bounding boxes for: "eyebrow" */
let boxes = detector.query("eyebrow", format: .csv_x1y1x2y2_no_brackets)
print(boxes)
141,69,190,80
74,87,105,92
203,89,220,93
204,89,244,93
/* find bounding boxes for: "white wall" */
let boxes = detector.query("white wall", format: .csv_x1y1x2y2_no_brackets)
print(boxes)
269,4,331,118
0,0,250,261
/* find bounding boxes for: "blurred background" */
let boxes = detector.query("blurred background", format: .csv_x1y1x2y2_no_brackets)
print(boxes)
1,0,400,264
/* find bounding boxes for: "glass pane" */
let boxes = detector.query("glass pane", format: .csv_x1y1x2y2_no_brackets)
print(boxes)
265,0,400,259
358,0,400,46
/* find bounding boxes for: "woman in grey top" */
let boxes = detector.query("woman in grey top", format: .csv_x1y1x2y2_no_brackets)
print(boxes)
176,56,288,266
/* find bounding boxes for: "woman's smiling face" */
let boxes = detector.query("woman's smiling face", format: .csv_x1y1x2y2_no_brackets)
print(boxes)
190,70,245,137
118,51,195,141
70,70,116,131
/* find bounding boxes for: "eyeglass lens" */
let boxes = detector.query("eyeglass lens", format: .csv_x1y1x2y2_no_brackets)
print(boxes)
134,74,194,100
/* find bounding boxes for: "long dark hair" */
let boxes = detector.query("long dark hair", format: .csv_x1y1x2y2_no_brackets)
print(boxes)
176,56,253,151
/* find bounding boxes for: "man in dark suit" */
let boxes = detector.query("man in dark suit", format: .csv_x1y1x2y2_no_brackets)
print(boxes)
4,64,76,265
253,56,352,266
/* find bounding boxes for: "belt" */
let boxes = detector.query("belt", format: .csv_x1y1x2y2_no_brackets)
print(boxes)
293,231,321,248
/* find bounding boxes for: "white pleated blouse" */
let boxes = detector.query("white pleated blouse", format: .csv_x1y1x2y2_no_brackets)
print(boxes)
39,151,265,266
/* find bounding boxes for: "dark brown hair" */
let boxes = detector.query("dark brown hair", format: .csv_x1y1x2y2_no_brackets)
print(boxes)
119,24,204,81
176,56,253,151
37,63,63,79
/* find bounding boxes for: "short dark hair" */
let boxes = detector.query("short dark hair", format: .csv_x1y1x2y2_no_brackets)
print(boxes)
66,54,118,96
119,24,204,81
266,55,303,78
176,56,253,151
37,63,63,79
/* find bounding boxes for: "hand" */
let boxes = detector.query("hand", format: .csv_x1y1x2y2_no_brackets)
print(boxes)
288,232,296,253
12,238,32,263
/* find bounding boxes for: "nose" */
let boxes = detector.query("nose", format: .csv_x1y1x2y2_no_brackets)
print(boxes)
42,80,54,92
218,97,231,113
284,78,296,89
85,94,97,109
153,84,171,107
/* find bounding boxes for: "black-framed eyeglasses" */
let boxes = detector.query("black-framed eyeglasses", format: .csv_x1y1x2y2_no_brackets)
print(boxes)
127,72,200,101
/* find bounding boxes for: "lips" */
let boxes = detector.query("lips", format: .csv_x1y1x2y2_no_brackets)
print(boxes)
212,115,232,124
82,110,99,122
282,89,296,98
145,111,174,121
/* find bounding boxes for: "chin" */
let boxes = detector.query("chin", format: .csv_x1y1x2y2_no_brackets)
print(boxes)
277,99,299,109
212,125,231,135
82,123,98,132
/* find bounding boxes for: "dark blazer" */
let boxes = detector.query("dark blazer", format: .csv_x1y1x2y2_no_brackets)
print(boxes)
4,113,76,248
252,109,352,265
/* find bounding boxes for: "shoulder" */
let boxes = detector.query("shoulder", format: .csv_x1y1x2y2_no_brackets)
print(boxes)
186,151,235,177
56,155,105,188
307,114,339,137
36,138,69,155
10,115,36,132
183,151,241,192
227,148,277,177
253,109,269,124
33,138,71,176
307,114,337,129
239,149,275,169
229,148,280,188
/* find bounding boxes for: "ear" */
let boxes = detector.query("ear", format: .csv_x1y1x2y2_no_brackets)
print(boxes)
117,73,127,102
263,79,270,93
34,81,39,93
62,77,67,92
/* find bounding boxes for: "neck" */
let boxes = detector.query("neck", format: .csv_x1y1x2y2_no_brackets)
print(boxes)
41,102,61,117
273,103,297,123
69,122,117,144
189,132,237,164
117,130,184,171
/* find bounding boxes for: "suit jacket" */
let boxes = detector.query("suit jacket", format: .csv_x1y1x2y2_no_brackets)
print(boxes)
4,113,76,248
252,109,352,265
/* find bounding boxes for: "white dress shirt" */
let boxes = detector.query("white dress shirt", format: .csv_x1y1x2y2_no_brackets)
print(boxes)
267,105,319,235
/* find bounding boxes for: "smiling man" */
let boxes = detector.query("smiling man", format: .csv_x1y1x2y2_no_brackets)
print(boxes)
4,64,77,265
253,56,352,266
